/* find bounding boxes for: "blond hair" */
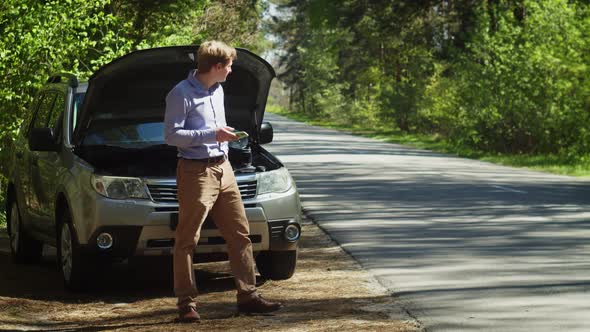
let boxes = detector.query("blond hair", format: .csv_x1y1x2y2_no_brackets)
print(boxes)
197,40,237,73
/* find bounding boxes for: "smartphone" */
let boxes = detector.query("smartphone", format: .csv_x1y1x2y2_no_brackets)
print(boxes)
232,130,249,139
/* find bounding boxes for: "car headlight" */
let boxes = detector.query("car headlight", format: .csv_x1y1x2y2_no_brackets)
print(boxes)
257,167,293,195
91,175,149,199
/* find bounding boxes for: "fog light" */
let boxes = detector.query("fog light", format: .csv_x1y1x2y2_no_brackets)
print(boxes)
96,232,113,249
284,224,300,242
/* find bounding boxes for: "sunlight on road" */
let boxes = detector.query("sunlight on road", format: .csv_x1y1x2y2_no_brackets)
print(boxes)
264,113,590,332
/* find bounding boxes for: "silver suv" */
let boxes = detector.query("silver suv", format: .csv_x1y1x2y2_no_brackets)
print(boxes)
5,46,302,290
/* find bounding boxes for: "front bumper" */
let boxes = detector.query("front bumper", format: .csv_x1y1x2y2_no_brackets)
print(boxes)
75,175,301,260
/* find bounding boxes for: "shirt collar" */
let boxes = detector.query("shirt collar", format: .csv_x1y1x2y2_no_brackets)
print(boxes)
187,69,219,93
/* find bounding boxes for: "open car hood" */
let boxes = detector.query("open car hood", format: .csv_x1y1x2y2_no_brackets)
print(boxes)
72,46,275,145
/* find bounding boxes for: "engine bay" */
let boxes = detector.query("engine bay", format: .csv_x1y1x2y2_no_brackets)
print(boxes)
74,142,282,178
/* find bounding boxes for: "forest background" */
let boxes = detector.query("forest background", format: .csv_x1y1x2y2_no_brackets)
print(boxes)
1,0,589,226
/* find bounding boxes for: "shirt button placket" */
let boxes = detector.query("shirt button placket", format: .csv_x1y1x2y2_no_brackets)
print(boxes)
210,92,222,152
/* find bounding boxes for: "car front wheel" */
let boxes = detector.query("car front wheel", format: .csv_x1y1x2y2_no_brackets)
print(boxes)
255,250,298,280
8,200,43,263
57,209,92,291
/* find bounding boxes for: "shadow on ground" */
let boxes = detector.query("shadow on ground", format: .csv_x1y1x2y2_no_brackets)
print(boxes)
0,237,251,304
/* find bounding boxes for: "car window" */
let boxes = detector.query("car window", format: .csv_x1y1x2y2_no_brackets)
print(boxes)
82,120,165,147
71,92,85,134
49,93,66,141
32,92,57,129
22,94,43,136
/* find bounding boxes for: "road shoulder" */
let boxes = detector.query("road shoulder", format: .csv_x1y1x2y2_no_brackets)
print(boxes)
0,218,421,331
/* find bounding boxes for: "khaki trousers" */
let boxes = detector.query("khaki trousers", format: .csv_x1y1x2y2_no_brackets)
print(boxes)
173,158,257,308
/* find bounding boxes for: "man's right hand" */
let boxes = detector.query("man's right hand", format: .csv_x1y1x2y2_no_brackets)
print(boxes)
215,126,239,142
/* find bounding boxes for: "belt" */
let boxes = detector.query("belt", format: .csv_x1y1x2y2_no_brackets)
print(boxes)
181,155,226,164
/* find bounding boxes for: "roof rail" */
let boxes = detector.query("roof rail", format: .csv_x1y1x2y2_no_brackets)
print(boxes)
47,73,79,88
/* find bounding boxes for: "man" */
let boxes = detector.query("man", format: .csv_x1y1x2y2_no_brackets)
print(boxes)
164,41,283,323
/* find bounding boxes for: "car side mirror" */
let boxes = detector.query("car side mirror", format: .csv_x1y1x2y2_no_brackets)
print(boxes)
29,128,58,151
259,122,273,144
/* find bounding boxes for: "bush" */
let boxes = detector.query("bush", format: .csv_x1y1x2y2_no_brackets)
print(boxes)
420,0,590,154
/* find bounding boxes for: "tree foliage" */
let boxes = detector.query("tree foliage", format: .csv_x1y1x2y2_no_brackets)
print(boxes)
270,0,590,159
0,0,267,211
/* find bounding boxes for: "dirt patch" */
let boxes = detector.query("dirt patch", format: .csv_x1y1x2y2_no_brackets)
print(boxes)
0,219,420,331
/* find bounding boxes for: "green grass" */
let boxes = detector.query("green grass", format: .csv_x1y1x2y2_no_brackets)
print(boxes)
267,105,590,177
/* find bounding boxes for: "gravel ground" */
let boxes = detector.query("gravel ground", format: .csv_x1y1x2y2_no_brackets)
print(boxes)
0,216,421,332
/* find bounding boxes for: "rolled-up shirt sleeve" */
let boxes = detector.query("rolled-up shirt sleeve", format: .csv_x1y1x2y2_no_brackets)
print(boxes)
164,88,217,148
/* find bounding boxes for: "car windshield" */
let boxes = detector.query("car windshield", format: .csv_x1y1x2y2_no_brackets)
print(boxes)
72,92,165,148
81,119,165,147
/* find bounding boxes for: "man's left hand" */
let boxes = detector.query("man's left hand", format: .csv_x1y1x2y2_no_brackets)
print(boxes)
216,126,239,142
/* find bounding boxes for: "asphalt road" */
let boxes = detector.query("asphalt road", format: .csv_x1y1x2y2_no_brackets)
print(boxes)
263,113,590,332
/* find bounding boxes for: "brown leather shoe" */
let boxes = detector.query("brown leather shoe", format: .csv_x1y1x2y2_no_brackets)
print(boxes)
176,306,201,323
238,295,284,314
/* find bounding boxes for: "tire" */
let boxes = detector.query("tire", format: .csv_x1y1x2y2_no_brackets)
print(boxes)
57,208,93,291
8,200,43,264
255,250,298,280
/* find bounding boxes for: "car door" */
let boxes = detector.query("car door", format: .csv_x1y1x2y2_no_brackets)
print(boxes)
12,94,43,228
34,87,68,237
28,90,57,234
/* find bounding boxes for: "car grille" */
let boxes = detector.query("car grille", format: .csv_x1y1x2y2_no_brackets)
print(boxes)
239,180,257,200
147,180,257,203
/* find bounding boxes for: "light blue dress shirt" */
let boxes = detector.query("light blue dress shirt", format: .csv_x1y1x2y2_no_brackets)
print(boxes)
164,69,228,159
